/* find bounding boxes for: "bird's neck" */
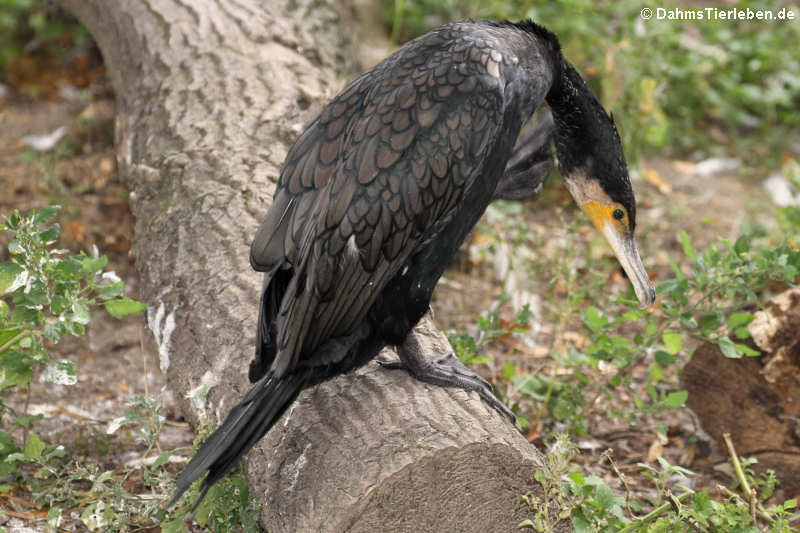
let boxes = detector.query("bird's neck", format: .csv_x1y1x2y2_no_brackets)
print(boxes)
545,57,602,175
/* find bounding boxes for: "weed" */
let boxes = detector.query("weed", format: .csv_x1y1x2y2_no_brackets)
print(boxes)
452,164,800,435
0,206,145,467
0,206,263,531
381,0,800,164
446,159,800,528
518,435,798,532
159,415,263,533
449,303,534,366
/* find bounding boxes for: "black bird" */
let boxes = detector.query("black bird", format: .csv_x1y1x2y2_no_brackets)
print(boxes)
169,19,655,508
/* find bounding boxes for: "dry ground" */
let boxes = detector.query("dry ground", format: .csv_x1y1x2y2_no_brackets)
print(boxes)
1,77,195,531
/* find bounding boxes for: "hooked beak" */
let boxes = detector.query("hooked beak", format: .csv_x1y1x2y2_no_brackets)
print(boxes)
580,203,656,308
600,224,656,308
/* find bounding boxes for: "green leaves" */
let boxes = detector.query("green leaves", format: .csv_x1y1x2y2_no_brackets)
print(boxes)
0,430,18,457
718,336,760,359
584,306,608,332
23,433,45,459
0,262,25,294
514,374,588,434
151,450,172,468
654,351,678,366
97,281,124,300
104,298,146,319
661,331,683,355
515,304,535,325
727,312,754,340
569,223,799,423
663,390,688,409
0,206,148,498
72,301,91,325
187,469,261,532
0,327,20,350
37,222,60,244
43,359,77,385
390,0,800,163
450,304,534,366
0,352,33,392
566,472,628,531
0,208,147,346
679,230,696,262
30,205,61,225
81,254,108,275
734,234,750,255
516,433,800,533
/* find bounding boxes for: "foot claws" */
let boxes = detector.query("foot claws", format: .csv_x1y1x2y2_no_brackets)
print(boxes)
379,351,516,423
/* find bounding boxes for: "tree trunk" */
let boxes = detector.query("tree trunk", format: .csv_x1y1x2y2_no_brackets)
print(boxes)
56,1,558,530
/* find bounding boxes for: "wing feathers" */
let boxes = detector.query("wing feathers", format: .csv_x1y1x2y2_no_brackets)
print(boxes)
252,22,520,375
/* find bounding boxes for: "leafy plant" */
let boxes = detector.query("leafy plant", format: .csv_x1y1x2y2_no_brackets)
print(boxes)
516,225,797,436
0,207,261,531
449,302,534,365
4,385,261,532
0,206,145,486
451,210,799,436
381,0,800,164
159,417,263,533
518,435,798,532
509,363,589,435
20,394,175,532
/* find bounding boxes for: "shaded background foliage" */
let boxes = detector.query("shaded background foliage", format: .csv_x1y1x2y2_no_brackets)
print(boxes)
382,0,800,164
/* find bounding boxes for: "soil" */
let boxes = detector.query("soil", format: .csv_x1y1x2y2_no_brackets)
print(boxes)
0,15,787,532
428,154,783,505
1,75,195,531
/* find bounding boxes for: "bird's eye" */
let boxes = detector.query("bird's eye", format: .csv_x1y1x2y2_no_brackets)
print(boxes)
612,209,625,220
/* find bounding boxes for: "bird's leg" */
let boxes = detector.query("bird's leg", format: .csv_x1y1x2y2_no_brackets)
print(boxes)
379,342,516,422
492,110,555,201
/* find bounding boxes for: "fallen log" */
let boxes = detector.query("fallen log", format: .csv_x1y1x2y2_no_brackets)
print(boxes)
56,1,559,530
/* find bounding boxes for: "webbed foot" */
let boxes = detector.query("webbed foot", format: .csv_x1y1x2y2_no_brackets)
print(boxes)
379,351,515,422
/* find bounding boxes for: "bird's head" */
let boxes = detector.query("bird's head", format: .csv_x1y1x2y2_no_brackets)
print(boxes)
555,109,656,308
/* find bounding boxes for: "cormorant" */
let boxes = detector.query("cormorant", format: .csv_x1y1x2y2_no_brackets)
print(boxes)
169,19,655,508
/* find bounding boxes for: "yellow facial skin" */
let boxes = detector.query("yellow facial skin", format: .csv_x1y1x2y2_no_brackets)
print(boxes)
579,200,656,308
580,201,629,236
562,171,655,307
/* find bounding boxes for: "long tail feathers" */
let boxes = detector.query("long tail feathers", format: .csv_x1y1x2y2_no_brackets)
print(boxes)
168,371,309,510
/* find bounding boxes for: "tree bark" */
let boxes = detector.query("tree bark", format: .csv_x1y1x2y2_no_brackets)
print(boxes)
681,288,800,496
56,1,558,530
